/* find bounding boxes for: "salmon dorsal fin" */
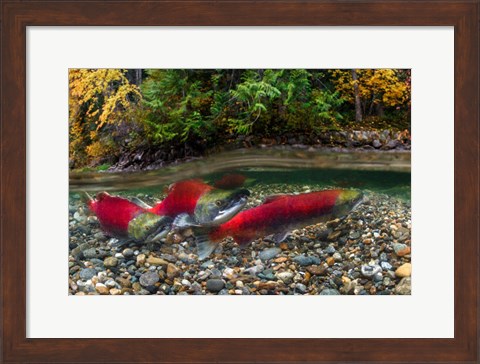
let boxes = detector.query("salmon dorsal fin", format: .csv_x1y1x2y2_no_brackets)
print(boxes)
263,194,289,204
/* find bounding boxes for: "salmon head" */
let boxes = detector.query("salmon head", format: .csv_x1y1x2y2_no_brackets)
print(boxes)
194,188,250,226
173,188,250,230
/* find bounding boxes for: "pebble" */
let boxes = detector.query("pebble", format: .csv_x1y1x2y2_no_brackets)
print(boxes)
79,268,96,281
332,252,342,261
307,265,327,276
132,282,142,292
206,279,225,292
104,257,118,268
147,256,169,267
395,277,411,294
292,255,321,266
167,263,180,279
83,248,102,259
95,283,109,295
349,231,361,239
258,247,282,261
380,261,393,270
122,248,134,258
244,265,264,275
320,288,340,295
325,245,336,254
110,288,122,295
295,283,307,293
395,263,412,278
116,277,131,288
393,243,410,256
276,271,294,283
361,264,382,277
105,279,116,288
327,231,341,240
178,252,196,265
136,254,146,265
222,267,236,279
139,271,159,287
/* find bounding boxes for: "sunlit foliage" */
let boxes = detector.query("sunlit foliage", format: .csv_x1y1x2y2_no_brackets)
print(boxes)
69,69,141,167
330,69,410,117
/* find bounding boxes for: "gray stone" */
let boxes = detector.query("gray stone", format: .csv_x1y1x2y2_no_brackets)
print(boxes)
83,248,102,259
319,288,340,295
349,231,361,239
259,247,282,261
380,261,393,270
122,248,134,258
206,279,225,292
244,265,264,275
373,273,383,282
79,268,96,281
385,140,399,149
292,255,321,266
332,252,342,261
325,245,336,254
295,283,307,293
139,271,159,287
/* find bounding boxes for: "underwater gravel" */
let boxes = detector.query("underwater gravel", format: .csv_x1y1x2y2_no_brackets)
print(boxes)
68,185,411,295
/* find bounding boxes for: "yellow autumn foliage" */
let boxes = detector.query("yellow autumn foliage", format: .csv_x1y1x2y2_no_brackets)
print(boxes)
69,69,141,166
330,69,409,108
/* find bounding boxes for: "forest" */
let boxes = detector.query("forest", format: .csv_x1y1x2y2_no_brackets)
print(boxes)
69,69,411,169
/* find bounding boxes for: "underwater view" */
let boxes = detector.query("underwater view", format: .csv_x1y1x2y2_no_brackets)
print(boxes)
69,69,411,295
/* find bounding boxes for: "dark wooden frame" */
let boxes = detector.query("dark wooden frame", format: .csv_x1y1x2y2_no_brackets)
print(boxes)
1,1,478,363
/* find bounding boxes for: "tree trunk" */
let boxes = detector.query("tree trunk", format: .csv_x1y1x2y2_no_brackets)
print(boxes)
352,69,363,122
375,102,385,117
135,69,142,85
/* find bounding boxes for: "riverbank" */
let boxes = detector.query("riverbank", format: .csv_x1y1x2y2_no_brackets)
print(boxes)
72,129,410,173
68,183,411,296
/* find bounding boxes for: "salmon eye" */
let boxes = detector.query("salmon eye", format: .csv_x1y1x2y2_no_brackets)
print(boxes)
215,200,223,207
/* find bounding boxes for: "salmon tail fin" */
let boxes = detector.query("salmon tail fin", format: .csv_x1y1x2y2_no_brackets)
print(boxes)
191,226,216,260
173,213,200,229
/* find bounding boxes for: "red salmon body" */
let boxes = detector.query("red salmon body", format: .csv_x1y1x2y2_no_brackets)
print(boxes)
88,192,145,237
206,189,364,250
149,179,213,217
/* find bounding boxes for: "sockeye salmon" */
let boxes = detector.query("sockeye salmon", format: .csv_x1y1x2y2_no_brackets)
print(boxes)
86,192,172,245
187,189,364,259
87,178,250,246
151,179,250,227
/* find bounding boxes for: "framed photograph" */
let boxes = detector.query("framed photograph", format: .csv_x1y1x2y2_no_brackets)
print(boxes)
1,1,478,363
